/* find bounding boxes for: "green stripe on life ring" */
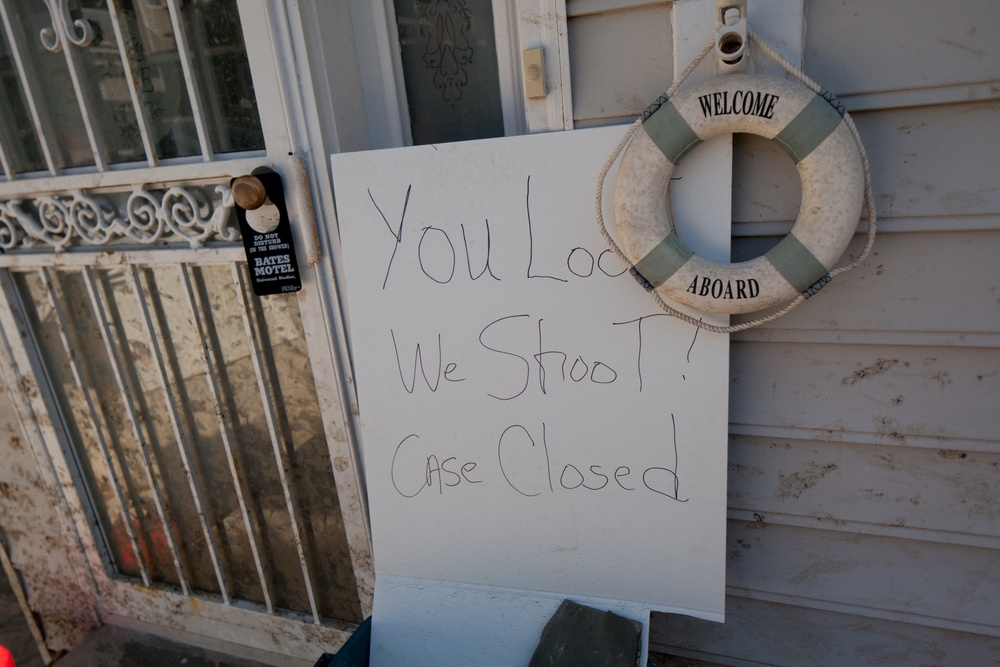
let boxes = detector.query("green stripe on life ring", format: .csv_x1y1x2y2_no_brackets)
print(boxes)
642,99,702,165
764,234,829,292
634,232,693,288
773,93,845,164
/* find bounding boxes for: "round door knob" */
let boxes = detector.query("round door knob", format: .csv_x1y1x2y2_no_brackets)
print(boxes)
233,175,268,210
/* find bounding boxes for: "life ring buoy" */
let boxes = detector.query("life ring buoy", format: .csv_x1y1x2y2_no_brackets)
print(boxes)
614,73,864,314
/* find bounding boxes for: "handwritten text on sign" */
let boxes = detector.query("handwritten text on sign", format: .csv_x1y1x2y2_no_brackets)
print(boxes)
333,127,729,618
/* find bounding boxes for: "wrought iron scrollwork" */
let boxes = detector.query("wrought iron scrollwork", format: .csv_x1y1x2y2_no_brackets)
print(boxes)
0,183,237,250
39,0,97,52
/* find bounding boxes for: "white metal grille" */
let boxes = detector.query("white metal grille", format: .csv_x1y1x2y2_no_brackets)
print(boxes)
0,0,370,638
0,0,264,177
0,181,237,249
10,257,363,624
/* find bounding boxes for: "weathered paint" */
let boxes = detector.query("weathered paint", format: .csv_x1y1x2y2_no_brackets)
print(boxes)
0,0,997,664
564,0,1000,662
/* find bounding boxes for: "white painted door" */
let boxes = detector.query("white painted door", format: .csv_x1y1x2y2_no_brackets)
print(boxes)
0,1,370,660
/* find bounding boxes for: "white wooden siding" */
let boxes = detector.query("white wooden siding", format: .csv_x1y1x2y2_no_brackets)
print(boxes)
803,0,998,105
564,0,1000,663
668,1,999,663
567,1,673,126
651,596,1000,665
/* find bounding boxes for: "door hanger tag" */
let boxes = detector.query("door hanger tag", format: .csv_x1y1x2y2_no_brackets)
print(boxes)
232,168,303,296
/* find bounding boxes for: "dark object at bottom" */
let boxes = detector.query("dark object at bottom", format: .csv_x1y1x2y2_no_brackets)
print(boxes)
313,617,372,667
528,600,643,667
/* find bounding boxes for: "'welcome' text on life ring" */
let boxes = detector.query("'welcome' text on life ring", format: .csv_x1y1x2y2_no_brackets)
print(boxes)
613,73,864,315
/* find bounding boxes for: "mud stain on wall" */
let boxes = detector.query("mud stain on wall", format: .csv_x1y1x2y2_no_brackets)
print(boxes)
842,358,899,386
777,462,838,500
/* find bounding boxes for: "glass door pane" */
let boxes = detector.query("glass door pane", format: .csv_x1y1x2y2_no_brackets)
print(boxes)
393,0,505,144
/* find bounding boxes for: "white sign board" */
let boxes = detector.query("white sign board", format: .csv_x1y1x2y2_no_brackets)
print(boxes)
333,127,730,661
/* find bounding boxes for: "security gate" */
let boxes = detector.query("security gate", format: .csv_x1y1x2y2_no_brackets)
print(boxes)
0,0,371,658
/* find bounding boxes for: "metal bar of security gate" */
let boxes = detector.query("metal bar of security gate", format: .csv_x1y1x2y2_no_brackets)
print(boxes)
0,137,11,180
47,4,107,170
105,1,158,166
81,266,191,594
127,265,231,603
232,263,321,623
178,263,275,613
165,0,213,160
0,0,58,174
37,267,150,585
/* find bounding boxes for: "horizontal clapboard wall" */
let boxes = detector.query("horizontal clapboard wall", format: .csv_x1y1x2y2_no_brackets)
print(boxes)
566,0,1000,663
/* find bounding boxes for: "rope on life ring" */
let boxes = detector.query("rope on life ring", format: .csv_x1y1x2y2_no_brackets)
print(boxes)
595,31,877,332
